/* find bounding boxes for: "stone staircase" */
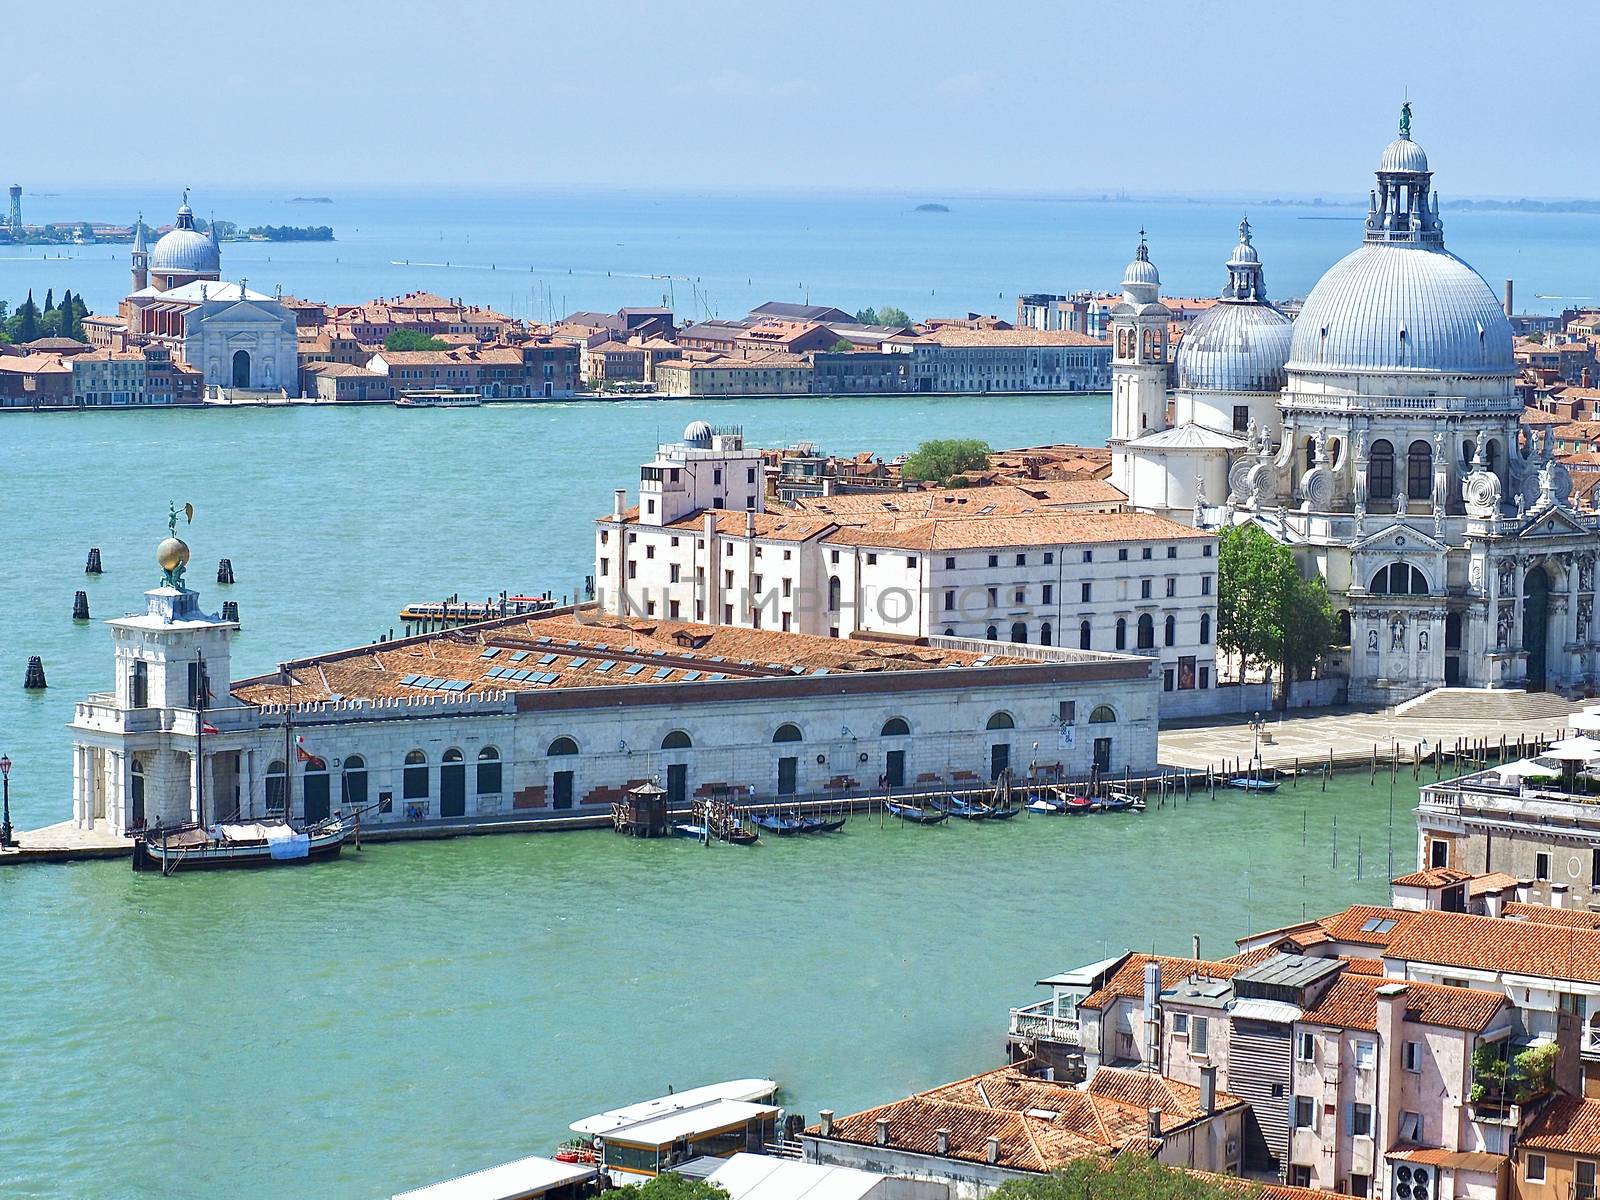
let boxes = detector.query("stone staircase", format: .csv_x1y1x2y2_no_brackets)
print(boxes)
1393,687,1585,723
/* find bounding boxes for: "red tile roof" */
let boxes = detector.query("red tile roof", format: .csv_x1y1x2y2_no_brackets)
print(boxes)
1384,909,1600,984
1080,955,1246,1012
1521,1095,1600,1157
1392,867,1474,888
1298,975,1506,1033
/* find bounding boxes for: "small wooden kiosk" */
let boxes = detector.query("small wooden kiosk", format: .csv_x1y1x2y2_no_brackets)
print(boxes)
613,780,669,838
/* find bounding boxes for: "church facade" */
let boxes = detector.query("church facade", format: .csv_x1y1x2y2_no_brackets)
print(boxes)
92,195,299,393
1115,113,1600,704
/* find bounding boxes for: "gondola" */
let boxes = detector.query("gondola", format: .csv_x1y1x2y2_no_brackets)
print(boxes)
1226,776,1280,792
673,822,710,840
751,812,807,836
986,805,1021,820
937,794,994,820
1025,796,1064,814
1062,794,1098,815
1100,790,1138,812
800,815,847,833
721,827,761,846
885,799,949,824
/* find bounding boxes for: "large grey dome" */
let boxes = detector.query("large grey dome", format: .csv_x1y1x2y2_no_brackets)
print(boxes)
1286,243,1514,377
1379,136,1429,174
1178,303,1294,393
149,200,220,277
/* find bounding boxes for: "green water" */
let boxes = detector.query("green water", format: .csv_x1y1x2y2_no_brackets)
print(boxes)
0,402,1407,1198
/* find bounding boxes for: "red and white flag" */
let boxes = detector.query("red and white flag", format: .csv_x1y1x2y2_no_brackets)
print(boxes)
295,736,324,769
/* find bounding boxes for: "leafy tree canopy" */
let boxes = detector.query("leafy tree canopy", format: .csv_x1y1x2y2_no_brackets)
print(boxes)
384,330,449,352
609,1174,730,1200
901,438,992,486
829,338,856,353
854,305,913,329
1217,523,1336,698
993,1150,1259,1200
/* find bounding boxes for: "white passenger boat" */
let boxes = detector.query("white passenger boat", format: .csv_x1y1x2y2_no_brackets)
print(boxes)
394,390,482,408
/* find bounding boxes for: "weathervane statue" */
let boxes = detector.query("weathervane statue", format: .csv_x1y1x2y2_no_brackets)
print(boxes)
1400,101,1412,139
156,501,194,589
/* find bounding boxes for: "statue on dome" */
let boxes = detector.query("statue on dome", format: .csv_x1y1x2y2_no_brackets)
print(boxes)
1400,101,1412,139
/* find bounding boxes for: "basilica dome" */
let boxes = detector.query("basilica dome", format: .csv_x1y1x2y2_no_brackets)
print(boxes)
1176,219,1294,394
149,199,220,278
1286,124,1513,379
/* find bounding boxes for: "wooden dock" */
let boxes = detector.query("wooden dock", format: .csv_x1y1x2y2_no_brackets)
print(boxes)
0,820,132,865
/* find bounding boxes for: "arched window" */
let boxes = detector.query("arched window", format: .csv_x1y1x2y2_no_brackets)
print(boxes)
943,627,955,636
129,756,147,826
772,723,803,743
403,750,429,800
1040,622,1053,646
342,754,368,809
1115,618,1127,650
1199,612,1212,645
1485,439,1501,475
1327,437,1341,468
986,712,1015,730
1164,614,1177,646
476,747,501,795
1079,621,1092,650
1369,439,1395,501
265,758,287,815
1136,614,1155,650
1460,439,1476,468
1336,610,1351,645
1371,562,1428,595
439,749,466,817
303,755,331,822
881,717,910,737
1089,705,1117,724
661,730,692,750
1010,621,1027,644
1304,439,1316,473
1407,440,1433,501
547,736,578,756
827,576,841,612
985,625,998,641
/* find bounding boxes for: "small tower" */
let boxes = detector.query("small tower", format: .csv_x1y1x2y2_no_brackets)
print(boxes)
130,214,148,292
6,184,20,235
1109,234,1170,490
73,506,241,834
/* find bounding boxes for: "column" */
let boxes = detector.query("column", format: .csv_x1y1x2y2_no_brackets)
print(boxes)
109,750,125,835
189,752,201,825
72,744,87,828
244,749,256,820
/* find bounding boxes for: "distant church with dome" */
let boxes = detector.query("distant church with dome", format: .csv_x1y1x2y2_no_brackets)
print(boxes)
84,192,298,393
1113,110,1600,704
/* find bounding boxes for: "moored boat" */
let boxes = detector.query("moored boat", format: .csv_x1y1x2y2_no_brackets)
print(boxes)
1226,776,1280,792
132,817,348,873
799,815,847,833
885,798,949,824
751,812,806,836
1062,794,1097,815
937,793,994,820
987,804,1021,820
1100,790,1138,812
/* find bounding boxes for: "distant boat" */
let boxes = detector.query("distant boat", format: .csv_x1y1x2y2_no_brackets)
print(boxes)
1227,776,1280,793
914,203,950,213
885,798,948,824
395,390,481,408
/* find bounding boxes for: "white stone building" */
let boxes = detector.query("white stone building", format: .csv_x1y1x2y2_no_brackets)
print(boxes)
70,535,1162,837
597,423,1220,707
1115,113,1600,702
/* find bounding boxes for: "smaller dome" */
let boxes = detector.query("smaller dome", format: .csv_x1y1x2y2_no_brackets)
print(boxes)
683,420,713,447
1229,239,1259,267
1379,136,1429,174
1121,235,1160,304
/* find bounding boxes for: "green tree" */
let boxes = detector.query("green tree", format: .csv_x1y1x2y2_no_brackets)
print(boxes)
854,306,880,326
876,305,912,328
42,288,53,316
829,338,855,352
993,1150,1259,1200
11,289,40,343
1217,524,1335,704
609,1174,730,1200
901,437,992,486
383,330,449,352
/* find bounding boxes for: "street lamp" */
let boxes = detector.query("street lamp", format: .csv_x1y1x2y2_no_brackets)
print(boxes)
0,754,13,847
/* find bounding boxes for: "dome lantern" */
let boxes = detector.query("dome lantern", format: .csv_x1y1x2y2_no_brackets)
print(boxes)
1120,231,1161,304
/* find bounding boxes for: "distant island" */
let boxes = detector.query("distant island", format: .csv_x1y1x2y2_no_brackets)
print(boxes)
244,224,334,242
290,196,334,204
1444,198,1600,214
914,203,950,213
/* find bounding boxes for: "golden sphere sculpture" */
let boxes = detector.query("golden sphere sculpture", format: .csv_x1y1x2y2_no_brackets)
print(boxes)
156,536,191,573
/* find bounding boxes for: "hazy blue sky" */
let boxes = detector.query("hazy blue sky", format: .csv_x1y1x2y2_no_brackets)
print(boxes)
12,0,1589,197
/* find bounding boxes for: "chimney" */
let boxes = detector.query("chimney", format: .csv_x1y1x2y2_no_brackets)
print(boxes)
1192,934,1201,959
1551,883,1568,909
1147,1109,1162,1140
1200,1065,1217,1116
1484,891,1504,919
1515,879,1533,905
819,1109,834,1136
612,488,626,521
1583,366,1591,390
1504,279,1514,319
1142,959,1162,1069
875,1119,889,1147
745,508,756,539
985,1136,1000,1165
936,1129,950,1156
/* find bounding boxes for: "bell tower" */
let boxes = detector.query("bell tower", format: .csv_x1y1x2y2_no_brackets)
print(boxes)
1109,234,1170,490
130,214,148,292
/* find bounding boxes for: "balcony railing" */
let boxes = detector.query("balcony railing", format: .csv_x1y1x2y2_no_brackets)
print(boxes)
1009,999,1082,1044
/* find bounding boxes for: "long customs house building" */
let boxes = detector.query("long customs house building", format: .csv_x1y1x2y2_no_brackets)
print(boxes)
598,423,1220,714
69,532,1160,838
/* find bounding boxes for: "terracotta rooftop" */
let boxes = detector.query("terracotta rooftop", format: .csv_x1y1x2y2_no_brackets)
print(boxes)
1392,867,1474,888
1520,1094,1600,1158
1383,908,1600,985
823,511,1212,553
1468,871,1522,897
230,605,1040,707
789,481,1125,520
1298,974,1506,1033
1080,955,1246,1012
1503,902,1600,929
808,1065,1241,1173
661,509,837,543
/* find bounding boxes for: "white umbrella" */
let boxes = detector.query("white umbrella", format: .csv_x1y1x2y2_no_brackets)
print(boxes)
1494,758,1561,781
1542,742,1600,762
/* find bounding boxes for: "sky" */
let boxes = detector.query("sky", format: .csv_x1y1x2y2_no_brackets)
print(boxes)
10,0,1597,197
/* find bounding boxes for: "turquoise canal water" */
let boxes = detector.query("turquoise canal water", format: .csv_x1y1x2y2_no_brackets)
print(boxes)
0,401,1412,1198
